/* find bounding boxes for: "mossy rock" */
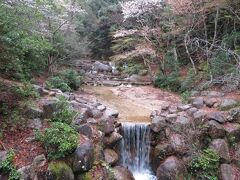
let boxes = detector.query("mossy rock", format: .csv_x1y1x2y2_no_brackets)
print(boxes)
48,161,74,180
76,164,114,180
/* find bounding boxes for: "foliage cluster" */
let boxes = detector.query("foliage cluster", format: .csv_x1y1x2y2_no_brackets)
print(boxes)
46,69,83,92
120,63,146,75
0,151,20,180
189,148,220,180
41,122,79,160
51,96,77,125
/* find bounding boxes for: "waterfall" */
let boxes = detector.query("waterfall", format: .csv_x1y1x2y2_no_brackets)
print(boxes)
120,123,156,180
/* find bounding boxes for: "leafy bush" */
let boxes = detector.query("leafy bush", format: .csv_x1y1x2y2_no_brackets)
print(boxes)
121,63,145,75
154,72,181,92
181,91,191,104
42,122,79,160
52,96,77,125
46,69,82,92
180,68,195,92
0,150,21,180
59,69,82,90
46,76,71,92
189,148,220,180
11,83,39,99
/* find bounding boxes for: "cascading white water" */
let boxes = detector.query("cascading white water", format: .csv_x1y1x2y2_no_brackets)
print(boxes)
121,123,157,180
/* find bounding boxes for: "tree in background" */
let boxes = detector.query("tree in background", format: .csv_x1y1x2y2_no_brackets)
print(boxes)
77,0,123,60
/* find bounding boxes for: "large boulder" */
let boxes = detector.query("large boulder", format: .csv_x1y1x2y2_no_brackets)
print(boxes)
99,118,115,135
228,107,240,122
220,99,238,110
156,156,187,180
113,166,135,180
0,151,7,163
72,142,94,173
104,149,119,166
150,116,167,133
209,139,230,162
30,154,47,180
224,123,240,141
170,134,188,154
93,61,112,72
219,164,239,180
25,107,43,119
47,162,74,180
206,112,226,123
17,165,31,180
42,99,58,118
192,97,204,109
193,110,207,126
207,120,225,139
103,132,122,147
76,124,93,139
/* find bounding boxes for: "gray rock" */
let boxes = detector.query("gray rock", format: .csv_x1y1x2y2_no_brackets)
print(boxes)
192,97,204,109
224,123,240,141
150,116,167,133
220,99,238,110
177,104,191,111
170,134,188,154
104,149,119,166
186,107,198,115
210,139,230,162
175,116,192,129
97,105,106,112
42,99,58,118
113,166,135,180
201,91,224,97
93,61,112,72
104,132,122,146
228,107,240,122
193,110,207,126
220,164,238,180
30,154,47,180
105,109,119,118
168,106,178,114
156,156,187,180
28,118,42,130
166,114,178,123
72,142,94,173
18,165,31,180
0,151,7,163
204,98,217,108
99,118,115,135
128,74,142,82
208,120,225,139
25,107,43,119
206,112,226,123
92,109,103,118
77,124,93,138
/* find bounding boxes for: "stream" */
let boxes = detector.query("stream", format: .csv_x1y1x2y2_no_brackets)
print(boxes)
121,123,156,180
84,85,180,179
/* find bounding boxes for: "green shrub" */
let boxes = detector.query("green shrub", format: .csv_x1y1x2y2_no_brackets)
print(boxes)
154,72,181,92
180,68,195,92
121,63,145,75
52,97,77,124
181,91,191,104
11,83,39,99
46,69,82,92
189,148,220,180
42,122,79,160
0,150,21,180
46,76,71,92
59,69,82,90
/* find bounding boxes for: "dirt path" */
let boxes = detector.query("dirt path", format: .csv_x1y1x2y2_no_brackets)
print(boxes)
84,85,181,123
